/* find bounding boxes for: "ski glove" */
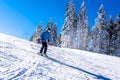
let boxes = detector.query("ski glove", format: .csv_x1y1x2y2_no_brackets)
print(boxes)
48,39,50,42
37,38,41,43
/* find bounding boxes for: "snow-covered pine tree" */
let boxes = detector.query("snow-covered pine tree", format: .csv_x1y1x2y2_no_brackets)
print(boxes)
114,14,120,56
75,1,89,50
30,22,43,43
60,0,77,48
52,24,58,46
89,4,106,53
58,34,62,47
45,19,53,45
45,18,53,30
116,13,120,25
45,19,58,46
106,15,116,55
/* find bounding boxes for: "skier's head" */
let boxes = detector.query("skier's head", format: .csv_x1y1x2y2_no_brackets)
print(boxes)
47,28,51,33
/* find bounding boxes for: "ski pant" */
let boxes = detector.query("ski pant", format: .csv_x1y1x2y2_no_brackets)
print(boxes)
40,42,48,54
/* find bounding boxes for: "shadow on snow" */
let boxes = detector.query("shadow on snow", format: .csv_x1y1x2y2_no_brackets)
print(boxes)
47,57,110,80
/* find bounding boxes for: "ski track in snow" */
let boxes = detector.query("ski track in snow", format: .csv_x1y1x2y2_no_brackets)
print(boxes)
0,33,120,80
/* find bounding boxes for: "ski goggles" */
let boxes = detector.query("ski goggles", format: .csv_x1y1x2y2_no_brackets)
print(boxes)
48,30,51,33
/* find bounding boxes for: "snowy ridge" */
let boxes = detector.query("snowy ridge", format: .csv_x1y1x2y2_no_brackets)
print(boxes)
0,33,120,80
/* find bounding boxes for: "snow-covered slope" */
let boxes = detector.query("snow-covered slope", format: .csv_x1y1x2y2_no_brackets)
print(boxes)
0,33,120,80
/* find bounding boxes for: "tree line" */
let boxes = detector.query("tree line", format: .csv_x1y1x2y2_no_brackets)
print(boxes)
30,0,120,56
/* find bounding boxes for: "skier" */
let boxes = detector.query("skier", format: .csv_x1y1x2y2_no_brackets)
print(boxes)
38,28,51,57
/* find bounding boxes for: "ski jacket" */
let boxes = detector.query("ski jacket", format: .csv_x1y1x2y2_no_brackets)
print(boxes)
40,31,50,42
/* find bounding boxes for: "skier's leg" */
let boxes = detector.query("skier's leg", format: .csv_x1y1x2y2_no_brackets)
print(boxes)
40,42,44,55
43,42,48,56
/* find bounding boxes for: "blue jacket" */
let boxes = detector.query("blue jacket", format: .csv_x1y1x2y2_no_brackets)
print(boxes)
40,31,50,42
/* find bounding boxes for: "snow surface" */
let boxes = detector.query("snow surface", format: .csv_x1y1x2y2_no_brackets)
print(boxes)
0,33,120,80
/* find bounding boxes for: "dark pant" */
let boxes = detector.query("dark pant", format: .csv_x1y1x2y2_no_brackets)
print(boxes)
40,42,48,54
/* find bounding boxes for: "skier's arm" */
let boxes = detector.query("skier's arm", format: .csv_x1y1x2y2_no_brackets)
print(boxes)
48,39,50,42
40,33,44,40
48,33,50,42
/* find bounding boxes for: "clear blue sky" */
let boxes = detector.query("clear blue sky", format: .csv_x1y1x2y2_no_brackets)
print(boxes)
0,0,120,40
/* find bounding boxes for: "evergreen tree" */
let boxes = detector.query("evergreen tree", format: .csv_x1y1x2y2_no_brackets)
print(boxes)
30,22,43,43
45,19,58,46
116,13,120,25
106,15,116,55
58,34,62,47
45,18,53,30
60,0,77,48
75,1,89,50
114,14,120,56
89,4,106,53
45,19,53,45
52,24,58,46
